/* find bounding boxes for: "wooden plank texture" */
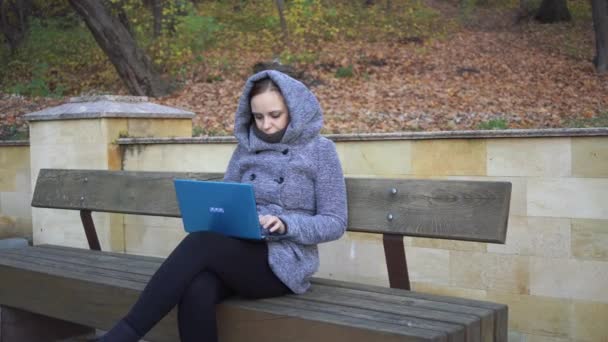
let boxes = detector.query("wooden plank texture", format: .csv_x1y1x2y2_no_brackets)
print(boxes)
32,169,510,242
0,246,511,342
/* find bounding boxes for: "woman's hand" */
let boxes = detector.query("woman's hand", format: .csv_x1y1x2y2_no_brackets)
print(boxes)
259,215,286,235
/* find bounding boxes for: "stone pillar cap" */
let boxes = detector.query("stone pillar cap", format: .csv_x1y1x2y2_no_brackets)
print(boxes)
24,95,195,122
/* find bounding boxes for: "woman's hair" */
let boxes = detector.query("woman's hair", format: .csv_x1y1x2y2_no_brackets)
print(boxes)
250,78,281,100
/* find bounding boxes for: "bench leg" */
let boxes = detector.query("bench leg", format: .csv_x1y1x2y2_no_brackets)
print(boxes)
0,306,95,342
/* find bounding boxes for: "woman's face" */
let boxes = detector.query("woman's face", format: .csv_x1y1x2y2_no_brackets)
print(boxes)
250,91,290,134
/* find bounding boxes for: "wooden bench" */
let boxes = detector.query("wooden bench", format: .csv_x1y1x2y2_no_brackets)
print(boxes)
0,168,511,342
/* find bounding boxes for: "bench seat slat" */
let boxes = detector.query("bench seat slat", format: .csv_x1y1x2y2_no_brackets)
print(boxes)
313,278,507,342
0,246,500,341
0,250,449,342
0,248,152,284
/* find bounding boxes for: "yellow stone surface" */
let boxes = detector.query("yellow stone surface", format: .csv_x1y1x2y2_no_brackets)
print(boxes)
122,143,235,173
487,138,571,177
488,216,570,258
335,141,411,175
0,170,16,191
450,251,529,294
0,146,30,168
411,139,487,176
485,292,571,338
571,218,608,261
523,334,570,342
30,120,105,145
410,281,487,301
125,224,185,257
528,177,608,220
571,300,608,341
405,246,450,285
317,232,390,287
126,118,192,138
530,257,608,303
572,137,608,178
411,237,487,252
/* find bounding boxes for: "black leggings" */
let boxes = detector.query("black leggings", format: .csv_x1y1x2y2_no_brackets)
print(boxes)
123,231,291,342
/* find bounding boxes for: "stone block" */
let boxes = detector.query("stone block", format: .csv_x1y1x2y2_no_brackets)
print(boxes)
0,171,16,192
125,224,185,257
335,141,412,176
487,138,571,177
411,139,487,176
523,333,570,342
160,144,234,173
530,257,608,303
450,251,529,294
318,232,389,287
485,292,571,338
410,237,486,252
528,178,608,219
571,218,608,261
410,281,487,301
0,146,30,169
29,120,105,145
0,192,32,219
572,137,608,178
126,118,192,138
405,246,450,285
488,216,570,258
571,300,608,341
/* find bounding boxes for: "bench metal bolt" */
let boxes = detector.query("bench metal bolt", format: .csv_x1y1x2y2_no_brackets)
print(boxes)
387,213,394,221
391,188,398,195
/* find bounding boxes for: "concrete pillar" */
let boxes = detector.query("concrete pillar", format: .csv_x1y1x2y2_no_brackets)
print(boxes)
24,95,194,251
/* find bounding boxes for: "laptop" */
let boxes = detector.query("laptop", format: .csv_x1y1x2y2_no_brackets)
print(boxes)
174,179,268,240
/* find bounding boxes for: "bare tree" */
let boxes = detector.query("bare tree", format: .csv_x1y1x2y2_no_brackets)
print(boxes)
69,0,169,97
152,0,162,38
591,0,608,73
535,0,571,23
275,0,289,48
0,0,32,53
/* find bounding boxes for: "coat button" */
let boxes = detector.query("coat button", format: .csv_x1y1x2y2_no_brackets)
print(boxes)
277,177,284,184
282,149,289,155
250,174,256,181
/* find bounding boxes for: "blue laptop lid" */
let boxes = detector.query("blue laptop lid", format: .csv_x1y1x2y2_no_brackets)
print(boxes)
174,179,263,240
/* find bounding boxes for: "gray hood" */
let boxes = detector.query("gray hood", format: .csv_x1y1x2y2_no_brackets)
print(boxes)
233,70,323,152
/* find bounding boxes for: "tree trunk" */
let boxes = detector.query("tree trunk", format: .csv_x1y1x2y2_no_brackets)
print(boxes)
0,0,31,53
68,0,169,97
275,0,289,48
535,0,571,23
591,0,608,73
152,0,162,38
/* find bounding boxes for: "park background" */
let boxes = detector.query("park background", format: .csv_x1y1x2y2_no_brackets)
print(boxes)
1,0,607,341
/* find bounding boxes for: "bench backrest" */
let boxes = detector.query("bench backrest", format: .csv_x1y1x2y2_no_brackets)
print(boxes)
32,168,511,290
32,169,511,243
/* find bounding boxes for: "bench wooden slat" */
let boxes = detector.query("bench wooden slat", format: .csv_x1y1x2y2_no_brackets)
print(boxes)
31,245,498,342
32,169,510,243
31,169,222,217
0,248,152,284
313,278,507,342
39,245,493,342
0,248,452,341
0,246,507,341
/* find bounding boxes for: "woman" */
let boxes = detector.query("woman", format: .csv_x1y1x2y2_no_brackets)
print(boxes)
98,70,347,342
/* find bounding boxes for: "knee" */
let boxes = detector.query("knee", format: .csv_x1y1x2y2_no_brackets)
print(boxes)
180,272,222,308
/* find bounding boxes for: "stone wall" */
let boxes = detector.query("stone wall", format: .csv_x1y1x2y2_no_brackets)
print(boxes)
0,141,32,240
117,131,608,342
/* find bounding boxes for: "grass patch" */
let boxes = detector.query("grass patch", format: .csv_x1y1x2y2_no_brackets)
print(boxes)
478,118,509,130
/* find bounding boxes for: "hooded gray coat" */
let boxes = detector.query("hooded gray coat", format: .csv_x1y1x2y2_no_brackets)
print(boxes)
223,70,348,294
